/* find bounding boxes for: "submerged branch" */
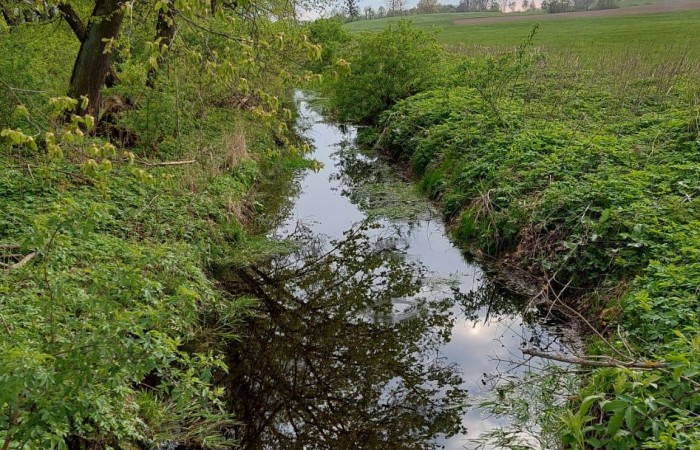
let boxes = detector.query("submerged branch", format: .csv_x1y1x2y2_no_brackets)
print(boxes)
522,348,666,369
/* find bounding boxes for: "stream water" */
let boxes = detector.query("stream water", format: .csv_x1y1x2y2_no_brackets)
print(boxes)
220,95,573,449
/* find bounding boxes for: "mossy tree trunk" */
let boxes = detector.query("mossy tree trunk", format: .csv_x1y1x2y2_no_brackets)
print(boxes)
67,0,125,117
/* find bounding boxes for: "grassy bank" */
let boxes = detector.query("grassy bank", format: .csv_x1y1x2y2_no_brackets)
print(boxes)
0,6,312,448
315,19,700,448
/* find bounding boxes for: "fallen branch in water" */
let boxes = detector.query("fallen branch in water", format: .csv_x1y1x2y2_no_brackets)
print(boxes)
522,348,666,369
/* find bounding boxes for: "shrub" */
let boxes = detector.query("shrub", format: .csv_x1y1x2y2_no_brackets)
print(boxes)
306,18,351,73
327,21,445,124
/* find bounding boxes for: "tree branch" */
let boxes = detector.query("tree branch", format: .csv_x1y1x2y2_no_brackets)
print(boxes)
57,2,86,41
521,348,666,369
2,252,37,270
141,159,196,167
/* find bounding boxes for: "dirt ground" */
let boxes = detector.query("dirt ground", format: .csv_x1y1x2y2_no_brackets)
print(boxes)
453,0,700,25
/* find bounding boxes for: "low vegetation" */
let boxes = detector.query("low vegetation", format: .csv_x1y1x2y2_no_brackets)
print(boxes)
0,1,316,447
314,18,700,448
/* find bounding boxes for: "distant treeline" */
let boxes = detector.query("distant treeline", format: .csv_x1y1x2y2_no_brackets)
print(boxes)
345,0,501,22
338,0,616,21
542,0,617,13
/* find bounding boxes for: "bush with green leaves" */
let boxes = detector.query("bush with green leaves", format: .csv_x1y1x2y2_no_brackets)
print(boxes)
305,18,351,73
326,20,445,124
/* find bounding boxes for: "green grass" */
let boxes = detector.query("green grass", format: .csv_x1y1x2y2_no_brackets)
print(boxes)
449,11,700,59
618,0,695,7
346,9,700,62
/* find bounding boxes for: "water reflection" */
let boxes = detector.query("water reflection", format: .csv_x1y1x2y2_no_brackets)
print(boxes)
219,224,468,449
218,96,572,449
331,138,433,224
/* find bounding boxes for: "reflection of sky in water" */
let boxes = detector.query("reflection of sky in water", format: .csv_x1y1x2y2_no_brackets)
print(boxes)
274,97,568,449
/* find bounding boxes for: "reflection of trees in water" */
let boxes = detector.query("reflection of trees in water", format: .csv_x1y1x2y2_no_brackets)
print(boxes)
454,280,527,324
330,140,432,223
331,138,384,189
217,224,468,449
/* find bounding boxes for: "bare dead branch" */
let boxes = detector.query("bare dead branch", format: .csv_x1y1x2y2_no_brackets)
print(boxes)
10,252,36,269
522,348,666,369
142,159,196,167
548,282,629,359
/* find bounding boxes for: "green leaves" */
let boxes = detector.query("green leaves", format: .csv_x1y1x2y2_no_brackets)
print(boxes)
326,21,445,124
0,194,236,448
11,104,29,119
0,0,311,446
1,128,37,150
49,96,79,115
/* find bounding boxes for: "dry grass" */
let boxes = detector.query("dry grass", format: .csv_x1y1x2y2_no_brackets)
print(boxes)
693,93,700,134
448,45,700,125
182,123,252,195
174,123,256,227
222,124,250,169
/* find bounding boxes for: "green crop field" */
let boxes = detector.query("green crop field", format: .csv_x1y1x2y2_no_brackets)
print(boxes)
345,5,700,62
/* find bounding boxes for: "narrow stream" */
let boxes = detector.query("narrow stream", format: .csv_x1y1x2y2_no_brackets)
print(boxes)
220,95,573,449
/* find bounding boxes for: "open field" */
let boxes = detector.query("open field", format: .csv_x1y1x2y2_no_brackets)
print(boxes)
618,0,699,7
454,0,700,24
346,1,700,61
344,11,511,33
446,10,700,60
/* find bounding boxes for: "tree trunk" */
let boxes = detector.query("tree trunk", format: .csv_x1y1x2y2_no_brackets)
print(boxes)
146,0,175,88
1,8,14,26
67,0,125,117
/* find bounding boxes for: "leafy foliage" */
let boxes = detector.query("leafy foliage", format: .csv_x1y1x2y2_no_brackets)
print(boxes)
324,20,445,124
322,21,700,448
0,0,318,447
305,17,351,73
